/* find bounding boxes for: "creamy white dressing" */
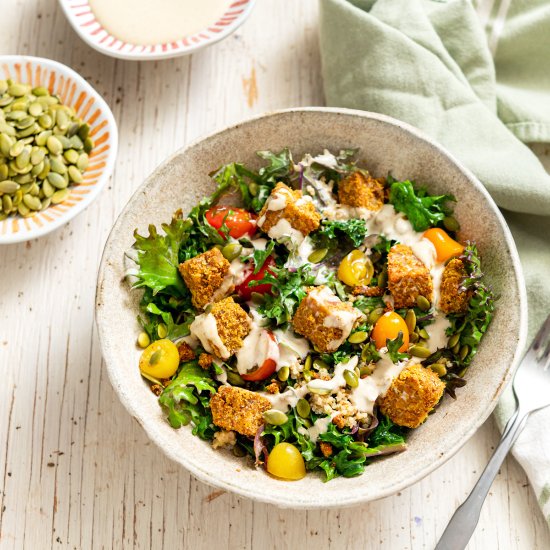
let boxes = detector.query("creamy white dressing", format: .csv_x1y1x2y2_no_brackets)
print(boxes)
235,323,279,375
307,357,356,393
273,329,310,371
189,312,230,359
257,186,290,227
285,236,314,270
210,268,236,304
425,314,451,352
88,0,230,46
297,416,333,444
264,384,310,412
265,217,305,244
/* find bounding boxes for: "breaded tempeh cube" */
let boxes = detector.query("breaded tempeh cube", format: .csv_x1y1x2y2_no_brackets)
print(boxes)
439,258,471,314
337,171,385,210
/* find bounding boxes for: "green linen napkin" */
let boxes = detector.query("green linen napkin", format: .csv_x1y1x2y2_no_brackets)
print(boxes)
319,0,550,525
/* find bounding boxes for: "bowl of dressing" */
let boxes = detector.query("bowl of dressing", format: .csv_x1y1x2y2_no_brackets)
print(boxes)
59,0,256,60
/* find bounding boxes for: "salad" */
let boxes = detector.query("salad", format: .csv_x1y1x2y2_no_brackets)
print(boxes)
126,148,495,481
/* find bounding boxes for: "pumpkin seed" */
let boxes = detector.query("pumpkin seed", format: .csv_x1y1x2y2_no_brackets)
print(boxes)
38,113,53,129
443,216,460,232
409,332,419,344
78,122,90,140
149,350,162,366
307,384,332,395
348,331,368,344
22,194,41,210
32,86,49,97
296,398,310,418
51,188,69,205
46,135,63,155
28,102,43,117
277,366,289,382
3,195,13,212
313,358,329,371
452,342,461,354
447,333,460,349
409,345,432,358
64,149,79,164
77,153,89,171
416,295,431,311
377,270,387,289
429,363,447,377
459,344,470,361
137,332,150,348
308,248,328,264
221,242,242,261
15,147,31,170
359,364,373,377
418,328,430,340
8,84,29,97
0,134,13,156
263,409,288,426
0,80,7,95
0,180,19,193
226,371,245,387
46,171,67,189
84,137,94,153
50,156,67,174
157,323,168,339
368,307,385,325
17,202,30,216
405,309,416,333
343,369,359,388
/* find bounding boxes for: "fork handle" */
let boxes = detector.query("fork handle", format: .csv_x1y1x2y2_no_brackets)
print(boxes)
434,407,530,550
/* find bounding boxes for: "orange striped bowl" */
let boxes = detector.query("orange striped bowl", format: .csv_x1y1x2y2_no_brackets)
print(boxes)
59,0,256,61
0,56,117,244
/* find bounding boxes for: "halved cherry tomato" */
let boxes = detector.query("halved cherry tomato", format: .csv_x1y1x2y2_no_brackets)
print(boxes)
267,443,306,480
371,312,409,352
205,206,257,239
241,331,279,381
423,228,464,263
235,256,276,301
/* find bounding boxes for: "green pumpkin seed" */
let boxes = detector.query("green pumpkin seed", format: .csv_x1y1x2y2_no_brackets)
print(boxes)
348,331,368,344
51,189,68,205
221,242,242,261
3,195,13,212
46,135,63,155
76,153,89,171
0,80,7,95
17,202,30,216
35,130,52,146
157,323,168,339
15,147,30,170
307,384,332,395
40,198,51,211
409,332,419,344
452,342,460,354
38,114,53,129
0,164,8,180
148,350,162,366
47,171,67,189
71,135,84,150
313,358,329,371
0,134,13,156
28,182,39,196
137,332,150,348
416,295,431,312
377,270,387,289
447,333,460,349
28,102,43,117
64,149,79,164
0,180,19,193
277,366,290,382
226,371,245,386
0,96,14,107
15,116,34,130
409,345,431,358
22,194,41,210
418,328,430,340
459,344,470,361
308,248,328,264
32,86,49,97
368,307,385,325
67,122,80,138
50,156,67,174
429,363,447,377
9,140,24,157
405,309,416,333
30,148,45,165
78,123,90,140
263,409,288,426
296,398,310,418
84,137,94,153
359,364,373,377
56,109,70,130
443,216,460,232
343,369,359,388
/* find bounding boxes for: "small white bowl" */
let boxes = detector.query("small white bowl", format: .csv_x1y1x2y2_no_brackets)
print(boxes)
58,0,257,61
0,55,118,244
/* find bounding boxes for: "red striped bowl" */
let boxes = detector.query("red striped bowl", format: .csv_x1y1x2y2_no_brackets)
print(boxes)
0,56,118,244
59,0,257,60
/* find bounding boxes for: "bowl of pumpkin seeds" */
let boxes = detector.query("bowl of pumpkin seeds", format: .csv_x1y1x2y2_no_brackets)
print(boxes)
0,55,117,243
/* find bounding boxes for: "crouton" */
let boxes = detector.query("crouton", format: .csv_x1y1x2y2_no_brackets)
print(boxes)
378,364,445,428
338,171,385,210
439,258,471,314
292,286,363,352
210,386,271,437
257,182,321,240
198,353,214,370
387,244,433,308
189,297,251,359
177,342,196,363
179,247,233,309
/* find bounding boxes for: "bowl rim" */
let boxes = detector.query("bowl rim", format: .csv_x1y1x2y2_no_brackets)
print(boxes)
0,54,118,245
96,107,528,508
58,0,257,61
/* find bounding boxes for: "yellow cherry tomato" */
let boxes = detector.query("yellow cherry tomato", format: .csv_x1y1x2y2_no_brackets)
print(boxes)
337,250,374,287
139,339,180,379
267,442,306,481
371,312,409,352
423,228,464,263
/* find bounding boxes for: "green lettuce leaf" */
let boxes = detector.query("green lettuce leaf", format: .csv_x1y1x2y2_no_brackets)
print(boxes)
389,179,454,232
311,219,368,250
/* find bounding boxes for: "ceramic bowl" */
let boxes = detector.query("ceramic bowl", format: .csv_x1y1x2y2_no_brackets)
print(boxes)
59,0,256,61
0,55,117,244
96,108,527,509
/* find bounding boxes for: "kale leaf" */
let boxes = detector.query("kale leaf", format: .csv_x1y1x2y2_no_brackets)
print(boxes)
311,219,368,250
158,361,217,439
386,332,408,363
368,415,406,447
388,178,455,232
252,264,316,325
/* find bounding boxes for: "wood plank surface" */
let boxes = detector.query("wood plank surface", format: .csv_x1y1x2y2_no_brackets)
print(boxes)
0,0,549,548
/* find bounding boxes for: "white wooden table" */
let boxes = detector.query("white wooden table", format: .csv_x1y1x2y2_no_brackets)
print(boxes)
1,1,549,548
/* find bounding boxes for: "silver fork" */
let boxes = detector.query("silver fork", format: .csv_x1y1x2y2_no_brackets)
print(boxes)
435,314,550,550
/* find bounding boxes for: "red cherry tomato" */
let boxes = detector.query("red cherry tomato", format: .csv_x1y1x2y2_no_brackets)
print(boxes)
241,331,278,381
235,256,276,301
205,206,257,239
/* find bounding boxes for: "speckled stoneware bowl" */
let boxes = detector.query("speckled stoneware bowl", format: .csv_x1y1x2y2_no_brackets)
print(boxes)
96,108,527,509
